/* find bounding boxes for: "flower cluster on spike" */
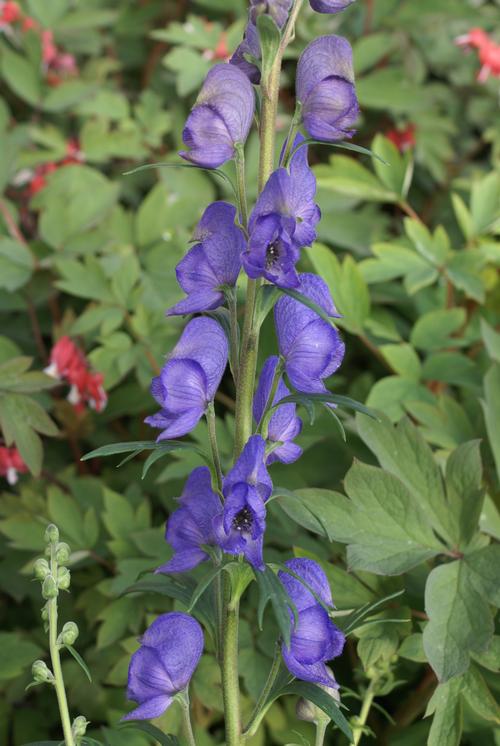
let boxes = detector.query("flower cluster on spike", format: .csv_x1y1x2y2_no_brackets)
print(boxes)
0,445,28,484
455,27,500,83
125,0,359,721
45,337,107,413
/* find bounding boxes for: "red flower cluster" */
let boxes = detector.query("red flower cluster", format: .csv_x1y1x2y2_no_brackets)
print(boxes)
0,2,78,84
455,27,500,83
24,139,84,197
45,337,107,414
386,123,416,152
0,445,28,485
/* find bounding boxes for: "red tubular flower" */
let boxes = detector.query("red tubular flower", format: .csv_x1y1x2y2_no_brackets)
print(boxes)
0,446,28,485
386,123,416,152
45,337,107,413
0,1,21,24
455,27,490,50
478,40,500,82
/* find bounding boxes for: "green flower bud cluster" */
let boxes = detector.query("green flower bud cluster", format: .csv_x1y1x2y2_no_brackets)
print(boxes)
32,659,54,684
72,715,89,740
57,621,79,647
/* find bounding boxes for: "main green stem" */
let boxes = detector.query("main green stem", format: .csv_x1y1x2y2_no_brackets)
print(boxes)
48,548,75,746
243,644,282,738
224,3,306,744
352,680,376,746
221,591,241,746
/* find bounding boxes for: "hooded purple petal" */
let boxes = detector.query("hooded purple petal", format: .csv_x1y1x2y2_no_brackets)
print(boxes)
274,274,344,392
254,356,303,464
243,215,300,288
282,647,339,689
146,318,228,440
168,202,244,316
158,467,222,574
181,64,255,168
230,21,261,84
214,484,266,570
279,558,334,611
296,36,359,142
124,612,203,720
310,0,355,13
223,434,273,502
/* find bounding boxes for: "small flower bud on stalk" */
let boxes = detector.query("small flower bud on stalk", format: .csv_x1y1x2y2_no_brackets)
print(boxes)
55,542,71,564
57,566,71,590
32,659,55,684
58,621,79,646
72,715,89,739
33,558,50,580
296,667,340,724
45,523,60,544
41,603,49,622
42,574,59,599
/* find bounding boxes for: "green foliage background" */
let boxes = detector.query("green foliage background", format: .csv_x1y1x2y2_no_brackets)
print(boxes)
1,0,499,744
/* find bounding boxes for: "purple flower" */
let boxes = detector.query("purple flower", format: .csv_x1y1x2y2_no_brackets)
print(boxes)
157,467,222,574
230,22,261,84
145,317,228,440
253,356,302,464
309,0,355,13
180,64,255,168
214,435,272,570
249,0,292,26
278,558,345,689
124,612,204,720
274,273,344,393
231,1,292,83
296,36,359,141
242,135,320,288
168,202,245,316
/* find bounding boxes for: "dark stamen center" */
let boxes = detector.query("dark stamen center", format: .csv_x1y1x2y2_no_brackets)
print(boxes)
232,507,253,532
266,240,281,269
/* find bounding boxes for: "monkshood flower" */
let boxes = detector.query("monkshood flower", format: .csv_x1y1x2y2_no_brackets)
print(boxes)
242,135,320,287
296,35,359,141
279,558,345,688
275,273,344,393
214,435,272,570
231,0,292,83
157,467,222,573
309,0,355,13
124,612,203,720
145,317,228,440
253,356,302,464
180,64,255,168
167,202,245,316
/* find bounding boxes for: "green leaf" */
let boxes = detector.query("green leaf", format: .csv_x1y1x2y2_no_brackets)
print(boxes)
0,46,43,106
482,364,500,482
274,487,356,543
356,414,454,544
257,14,281,82
187,564,223,613
82,440,205,464
64,645,92,682
470,172,500,236
366,376,434,422
343,461,442,574
463,545,500,607
123,574,192,608
255,565,296,647
280,681,353,742
120,722,179,746
451,193,473,240
423,560,494,681
315,155,395,203
372,134,413,199
275,392,376,420
379,344,421,381
480,319,500,363
0,632,42,681
461,664,500,724
410,308,466,351
426,677,463,746
0,238,34,291
445,441,484,546
306,246,370,334
275,285,339,328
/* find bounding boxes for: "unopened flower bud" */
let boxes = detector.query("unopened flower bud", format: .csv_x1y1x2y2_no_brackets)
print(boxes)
55,542,71,564
33,558,50,580
58,621,79,646
32,659,54,683
42,574,58,599
57,566,71,590
296,667,340,724
41,603,49,622
45,524,59,544
72,716,89,738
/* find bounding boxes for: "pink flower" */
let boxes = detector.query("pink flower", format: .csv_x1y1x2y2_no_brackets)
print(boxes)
45,337,107,413
0,1,21,24
0,446,28,484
